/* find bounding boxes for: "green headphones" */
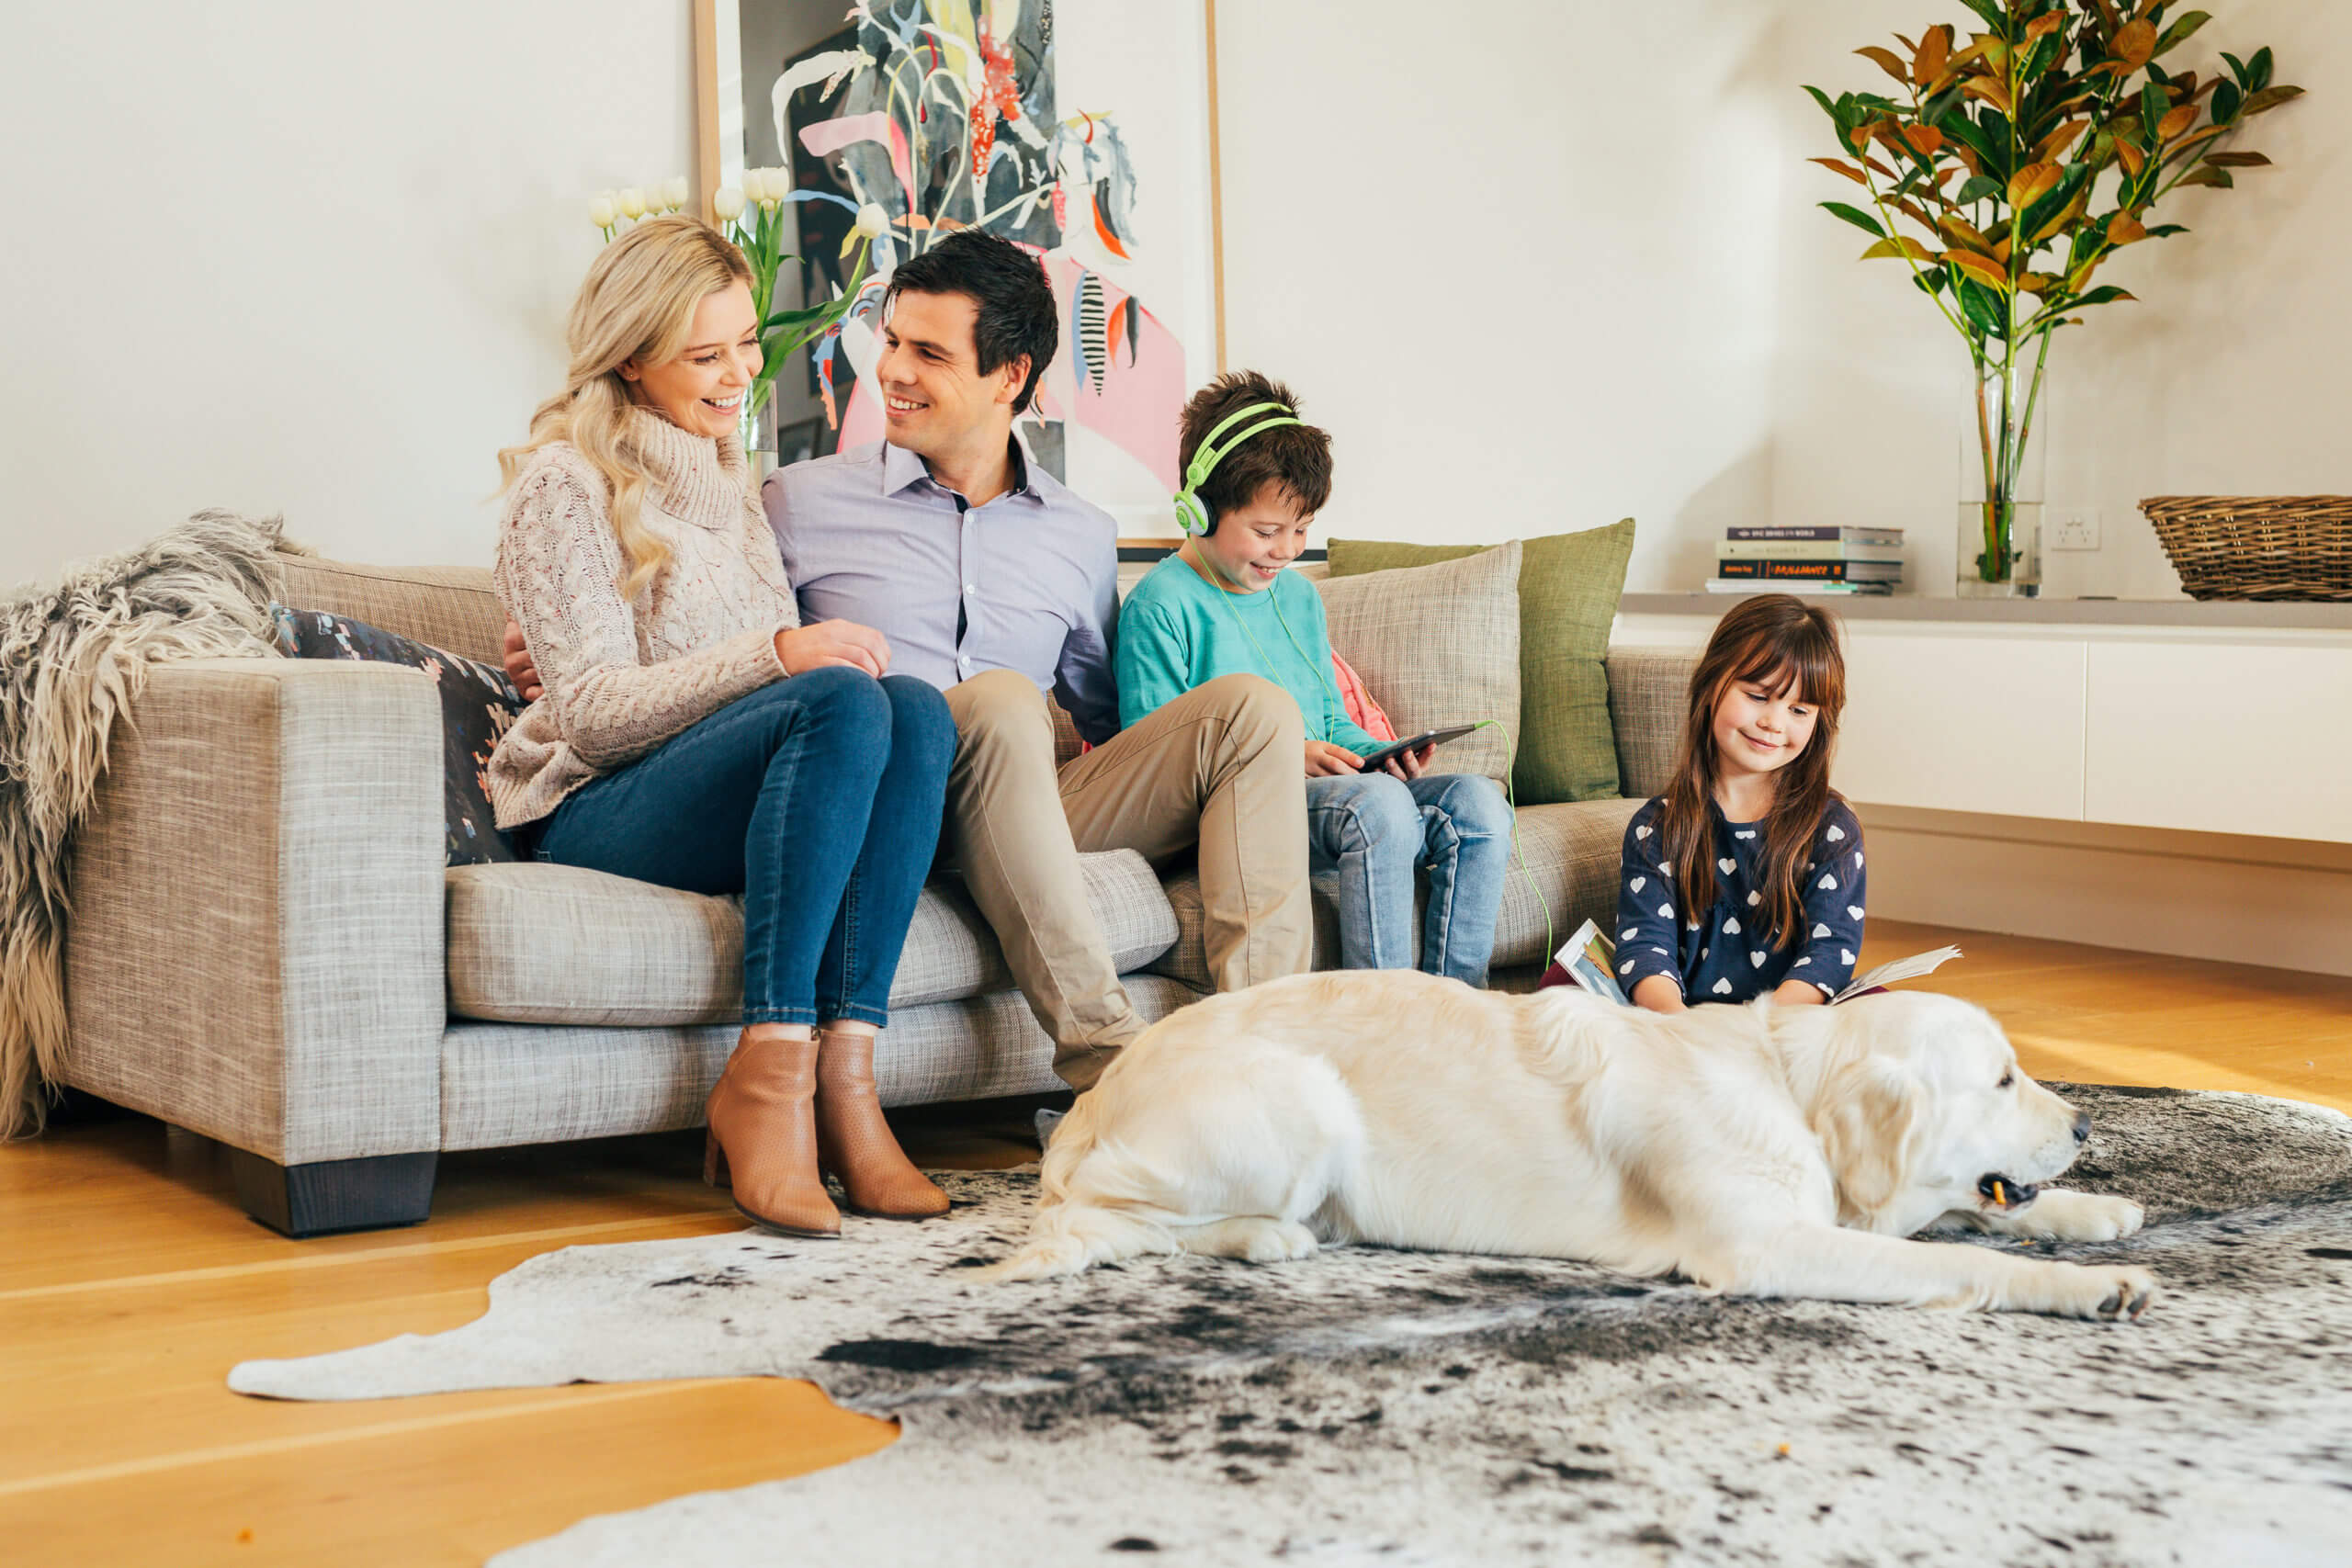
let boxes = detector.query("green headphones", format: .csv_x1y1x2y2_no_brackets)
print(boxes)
1171,400,1305,536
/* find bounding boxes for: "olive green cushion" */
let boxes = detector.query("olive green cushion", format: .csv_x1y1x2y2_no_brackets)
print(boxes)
1326,521,1636,804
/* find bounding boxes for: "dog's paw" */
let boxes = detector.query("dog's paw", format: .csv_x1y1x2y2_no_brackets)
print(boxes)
1178,1216,1320,1264
1999,1189,2145,1243
2051,1263,2158,1322
1233,1218,1319,1264
2066,1193,2144,1242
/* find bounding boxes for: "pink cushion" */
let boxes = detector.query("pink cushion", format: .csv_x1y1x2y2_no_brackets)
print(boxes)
1333,651,1396,742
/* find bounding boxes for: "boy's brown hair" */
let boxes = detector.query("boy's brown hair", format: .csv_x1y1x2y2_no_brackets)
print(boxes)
1176,370,1333,529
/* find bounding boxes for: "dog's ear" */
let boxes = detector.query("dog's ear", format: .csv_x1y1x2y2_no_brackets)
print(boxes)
1813,1057,1923,1226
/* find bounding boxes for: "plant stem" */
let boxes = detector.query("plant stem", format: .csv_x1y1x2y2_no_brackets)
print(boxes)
2015,325,2053,493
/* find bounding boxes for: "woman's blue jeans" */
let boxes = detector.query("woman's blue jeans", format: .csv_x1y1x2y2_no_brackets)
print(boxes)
532,670,954,1030
1304,771,1512,986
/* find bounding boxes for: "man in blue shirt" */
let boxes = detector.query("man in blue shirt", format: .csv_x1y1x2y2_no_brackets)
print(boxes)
763,234,1308,1090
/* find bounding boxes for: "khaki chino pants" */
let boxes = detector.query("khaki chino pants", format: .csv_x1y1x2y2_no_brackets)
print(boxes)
941,670,1311,1090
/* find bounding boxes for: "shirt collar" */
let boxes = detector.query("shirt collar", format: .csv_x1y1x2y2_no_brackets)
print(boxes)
880,433,1044,506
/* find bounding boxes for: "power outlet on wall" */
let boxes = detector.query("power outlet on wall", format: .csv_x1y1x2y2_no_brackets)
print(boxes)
2051,508,2101,551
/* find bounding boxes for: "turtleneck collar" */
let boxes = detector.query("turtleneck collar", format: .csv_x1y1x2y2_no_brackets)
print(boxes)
619,402,747,529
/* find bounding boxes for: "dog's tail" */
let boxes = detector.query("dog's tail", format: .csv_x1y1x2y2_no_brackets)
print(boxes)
1034,1085,1103,1209
978,1097,1183,1282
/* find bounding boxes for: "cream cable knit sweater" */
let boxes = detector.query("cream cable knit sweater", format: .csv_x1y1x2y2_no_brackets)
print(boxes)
487,406,799,829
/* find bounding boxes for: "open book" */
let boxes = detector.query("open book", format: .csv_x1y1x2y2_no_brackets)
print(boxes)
1537,919,1961,1007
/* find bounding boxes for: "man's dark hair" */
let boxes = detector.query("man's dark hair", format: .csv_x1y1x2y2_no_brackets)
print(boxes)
885,231,1058,415
1177,370,1333,528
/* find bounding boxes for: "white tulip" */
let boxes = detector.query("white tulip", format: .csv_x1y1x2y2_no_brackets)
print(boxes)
713,186,746,221
758,168,785,208
854,202,890,240
662,175,690,211
587,194,616,229
618,187,647,220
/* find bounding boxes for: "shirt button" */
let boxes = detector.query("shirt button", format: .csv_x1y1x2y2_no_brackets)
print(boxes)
965,583,978,594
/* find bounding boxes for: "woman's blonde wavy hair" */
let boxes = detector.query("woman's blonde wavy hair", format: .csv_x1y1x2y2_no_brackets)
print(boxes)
499,215,752,600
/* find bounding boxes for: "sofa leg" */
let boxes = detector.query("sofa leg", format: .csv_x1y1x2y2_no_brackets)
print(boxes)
229,1149,438,1238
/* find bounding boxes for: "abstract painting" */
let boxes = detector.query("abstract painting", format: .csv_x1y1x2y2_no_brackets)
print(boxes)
702,0,1216,532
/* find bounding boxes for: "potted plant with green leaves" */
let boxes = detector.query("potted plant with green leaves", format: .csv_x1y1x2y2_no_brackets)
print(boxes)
1805,1,2301,596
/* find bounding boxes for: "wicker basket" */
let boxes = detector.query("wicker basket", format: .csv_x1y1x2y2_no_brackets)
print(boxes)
2139,495,2352,601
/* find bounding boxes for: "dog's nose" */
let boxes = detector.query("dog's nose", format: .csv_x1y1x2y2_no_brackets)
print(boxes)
2072,1110,2092,1145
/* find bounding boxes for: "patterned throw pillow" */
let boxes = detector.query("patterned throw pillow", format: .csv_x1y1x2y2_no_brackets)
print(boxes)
269,605,524,865
1313,541,1522,784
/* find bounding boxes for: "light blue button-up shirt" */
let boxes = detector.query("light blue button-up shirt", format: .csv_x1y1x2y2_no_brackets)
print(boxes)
761,439,1123,744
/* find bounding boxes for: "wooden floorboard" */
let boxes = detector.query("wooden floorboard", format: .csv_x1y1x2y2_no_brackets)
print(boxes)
4,919,2346,1564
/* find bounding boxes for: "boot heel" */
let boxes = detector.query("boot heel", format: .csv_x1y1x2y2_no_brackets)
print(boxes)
703,1133,730,1190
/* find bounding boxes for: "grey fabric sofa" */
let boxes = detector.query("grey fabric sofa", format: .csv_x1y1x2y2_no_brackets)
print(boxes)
59,549,1695,1235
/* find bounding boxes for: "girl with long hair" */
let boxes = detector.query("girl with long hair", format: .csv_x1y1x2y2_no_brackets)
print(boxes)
488,215,954,1237
1616,593,1862,1010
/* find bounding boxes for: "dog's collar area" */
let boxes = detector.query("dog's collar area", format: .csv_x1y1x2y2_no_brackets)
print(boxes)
1979,1173,2039,1210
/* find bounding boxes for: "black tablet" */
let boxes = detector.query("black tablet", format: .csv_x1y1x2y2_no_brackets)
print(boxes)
1354,725,1479,775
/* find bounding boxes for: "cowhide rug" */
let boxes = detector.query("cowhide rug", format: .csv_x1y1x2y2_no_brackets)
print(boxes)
232,1087,2352,1567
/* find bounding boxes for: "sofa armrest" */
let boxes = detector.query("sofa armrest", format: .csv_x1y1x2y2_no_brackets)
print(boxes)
63,658,445,1165
1605,646,1697,802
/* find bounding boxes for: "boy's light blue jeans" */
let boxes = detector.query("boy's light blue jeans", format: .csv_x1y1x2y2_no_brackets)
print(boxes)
1304,771,1512,986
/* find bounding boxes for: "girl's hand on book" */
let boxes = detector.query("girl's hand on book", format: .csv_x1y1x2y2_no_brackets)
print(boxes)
1305,740,1363,778
1771,979,1829,1007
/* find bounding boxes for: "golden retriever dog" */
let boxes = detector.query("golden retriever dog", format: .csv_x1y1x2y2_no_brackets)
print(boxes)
983,973,2156,1320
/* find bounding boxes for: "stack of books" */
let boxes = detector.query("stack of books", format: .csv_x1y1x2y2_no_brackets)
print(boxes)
1707,526,1905,595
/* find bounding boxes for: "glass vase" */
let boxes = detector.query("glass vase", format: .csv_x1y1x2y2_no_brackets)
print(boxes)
1958,357,2045,598
739,380,779,487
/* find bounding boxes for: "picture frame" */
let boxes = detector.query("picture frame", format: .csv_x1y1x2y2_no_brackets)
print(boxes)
692,0,1225,540
774,416,821,469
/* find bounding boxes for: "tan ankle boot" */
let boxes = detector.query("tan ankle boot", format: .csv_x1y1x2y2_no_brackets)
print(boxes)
813,1027,949,1219
704,1025,839,1237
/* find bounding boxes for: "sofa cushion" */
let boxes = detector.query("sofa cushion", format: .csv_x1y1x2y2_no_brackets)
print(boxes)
1604,647,1695,801
447,850,1178,1026
270,605,524,865
437,975,1208,1149
1148,797,1642,987
1488,797,1643,969
1329,523,1637,806
1312,541,1521,783
1336,526,1646,804
272,550,507,668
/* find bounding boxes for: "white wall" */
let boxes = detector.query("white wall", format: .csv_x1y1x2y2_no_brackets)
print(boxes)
0,2,693,589
1215,1,1787,595
5,2,2343,597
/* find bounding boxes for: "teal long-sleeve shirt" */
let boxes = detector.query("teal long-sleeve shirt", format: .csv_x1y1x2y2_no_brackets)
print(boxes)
1114,556,1383,754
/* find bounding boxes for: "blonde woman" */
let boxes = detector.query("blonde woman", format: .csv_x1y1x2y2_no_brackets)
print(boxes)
489,215,953,1238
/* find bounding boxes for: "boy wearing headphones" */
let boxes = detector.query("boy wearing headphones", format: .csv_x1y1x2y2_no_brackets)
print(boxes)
1116,372,1513,985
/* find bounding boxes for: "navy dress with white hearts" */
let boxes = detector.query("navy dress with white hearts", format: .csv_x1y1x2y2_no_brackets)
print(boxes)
1613,795,1867,1005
